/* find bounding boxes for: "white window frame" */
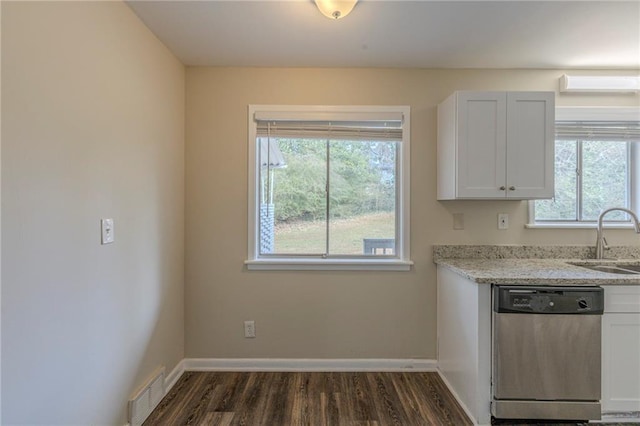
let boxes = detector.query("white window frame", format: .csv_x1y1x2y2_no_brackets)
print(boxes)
245,105,412,271
527,107,640,229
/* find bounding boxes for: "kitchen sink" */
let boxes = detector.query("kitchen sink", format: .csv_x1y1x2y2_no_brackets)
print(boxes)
569,262,640,274
615,264,640,272
580,265,639,274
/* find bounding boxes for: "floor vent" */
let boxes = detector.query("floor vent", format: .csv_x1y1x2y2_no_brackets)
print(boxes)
129,367,165,426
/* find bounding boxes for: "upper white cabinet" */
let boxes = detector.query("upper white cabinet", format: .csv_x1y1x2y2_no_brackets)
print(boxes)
437,91,555,200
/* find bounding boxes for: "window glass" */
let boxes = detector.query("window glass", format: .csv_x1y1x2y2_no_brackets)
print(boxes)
535,140,578,221
581,140,628,221
259,138,327,255
533,139,631,223
328,140,396,255
258,138,398,257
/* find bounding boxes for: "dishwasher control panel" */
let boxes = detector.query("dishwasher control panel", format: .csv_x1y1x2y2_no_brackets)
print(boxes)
493,286,604,314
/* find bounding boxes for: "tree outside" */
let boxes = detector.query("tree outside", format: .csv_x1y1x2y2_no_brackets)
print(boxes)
535,140,629,222
260,138,397,255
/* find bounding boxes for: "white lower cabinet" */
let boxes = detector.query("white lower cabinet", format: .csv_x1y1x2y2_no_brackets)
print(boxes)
602,286,640,414
437,266,492,425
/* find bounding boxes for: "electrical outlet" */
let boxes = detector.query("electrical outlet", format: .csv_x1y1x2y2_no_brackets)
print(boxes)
244,320,255,338
498,213,509,230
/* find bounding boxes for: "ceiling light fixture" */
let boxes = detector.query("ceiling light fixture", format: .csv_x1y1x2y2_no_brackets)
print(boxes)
560,74,640,93
314,0,358,20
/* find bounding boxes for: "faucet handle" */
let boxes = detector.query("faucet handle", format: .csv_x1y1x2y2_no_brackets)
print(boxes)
603,236,609,250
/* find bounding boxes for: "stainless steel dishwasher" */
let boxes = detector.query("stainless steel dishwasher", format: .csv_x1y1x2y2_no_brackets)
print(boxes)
492,285,604,421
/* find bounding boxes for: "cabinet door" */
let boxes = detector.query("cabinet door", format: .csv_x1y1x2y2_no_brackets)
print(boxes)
456,92,507,198
602,313,640,413
505,92,554,199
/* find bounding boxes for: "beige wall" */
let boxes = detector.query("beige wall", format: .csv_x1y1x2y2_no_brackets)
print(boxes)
1,2,184,424
185,67,639,359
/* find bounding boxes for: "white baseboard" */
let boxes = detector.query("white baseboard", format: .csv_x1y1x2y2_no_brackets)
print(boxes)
183,358,437,372
599,412,640,423
156,358,434,403
164,358,186,393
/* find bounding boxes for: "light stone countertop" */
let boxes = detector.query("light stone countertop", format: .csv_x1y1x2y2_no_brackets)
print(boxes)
433,245,640,286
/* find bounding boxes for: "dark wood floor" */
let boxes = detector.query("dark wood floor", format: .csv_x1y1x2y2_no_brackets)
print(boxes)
143,371,472,425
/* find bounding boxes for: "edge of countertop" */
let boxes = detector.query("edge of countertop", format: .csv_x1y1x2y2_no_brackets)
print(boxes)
432,244,640,262
432,245,640,285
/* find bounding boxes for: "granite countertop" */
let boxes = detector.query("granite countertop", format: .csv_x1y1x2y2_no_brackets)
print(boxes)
433,245,640,286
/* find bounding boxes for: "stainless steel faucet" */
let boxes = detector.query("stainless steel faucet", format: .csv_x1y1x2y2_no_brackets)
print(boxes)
595,207,640,259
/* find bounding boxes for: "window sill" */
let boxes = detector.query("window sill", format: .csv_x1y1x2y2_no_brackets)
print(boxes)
526,222,636,229
244,258,414,271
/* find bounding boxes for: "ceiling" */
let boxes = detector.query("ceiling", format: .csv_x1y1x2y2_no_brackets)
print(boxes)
126,1,640,69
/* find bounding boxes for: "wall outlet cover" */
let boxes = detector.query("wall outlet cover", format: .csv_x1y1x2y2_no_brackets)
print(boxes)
244,320,256,338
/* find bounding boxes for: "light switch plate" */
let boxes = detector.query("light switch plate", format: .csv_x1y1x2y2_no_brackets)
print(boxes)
101,218,114,244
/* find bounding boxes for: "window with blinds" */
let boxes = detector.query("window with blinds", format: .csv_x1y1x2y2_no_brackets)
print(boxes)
246,106,412,270
555,121,640,141
532,108,640,225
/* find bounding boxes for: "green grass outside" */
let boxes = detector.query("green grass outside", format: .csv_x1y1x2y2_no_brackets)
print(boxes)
273,212,395,255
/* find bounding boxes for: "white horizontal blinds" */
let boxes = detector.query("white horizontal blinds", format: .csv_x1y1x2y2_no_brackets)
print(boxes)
254,111,403,141
556,121,640,141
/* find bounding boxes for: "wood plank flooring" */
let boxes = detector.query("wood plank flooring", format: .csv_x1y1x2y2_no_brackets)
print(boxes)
143,371,472,426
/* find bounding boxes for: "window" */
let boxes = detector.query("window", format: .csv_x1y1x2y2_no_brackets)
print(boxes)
530,108,640,227
246,105,412,270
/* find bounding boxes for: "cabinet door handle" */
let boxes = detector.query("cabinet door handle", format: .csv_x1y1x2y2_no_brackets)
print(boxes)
509,186,516,191
499,186,506,190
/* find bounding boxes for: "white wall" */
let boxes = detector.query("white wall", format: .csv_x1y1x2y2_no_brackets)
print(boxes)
185,68,639,361
1,2,184,424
